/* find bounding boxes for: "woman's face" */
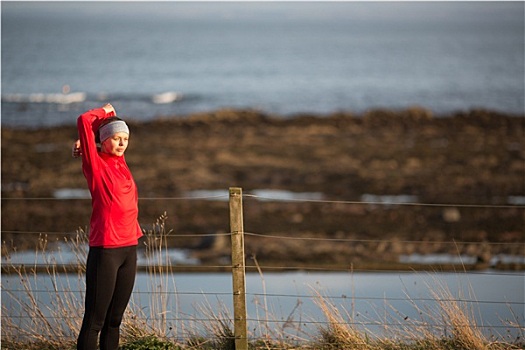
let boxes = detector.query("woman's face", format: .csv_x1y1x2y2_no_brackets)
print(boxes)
101,132,129,157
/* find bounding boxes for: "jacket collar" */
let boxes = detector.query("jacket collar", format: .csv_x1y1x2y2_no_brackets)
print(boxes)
100,151,124,164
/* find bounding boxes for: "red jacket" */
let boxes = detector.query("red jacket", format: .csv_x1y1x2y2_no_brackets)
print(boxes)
77,108,142,247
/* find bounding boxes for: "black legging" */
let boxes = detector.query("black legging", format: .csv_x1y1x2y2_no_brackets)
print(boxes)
77,245,137,350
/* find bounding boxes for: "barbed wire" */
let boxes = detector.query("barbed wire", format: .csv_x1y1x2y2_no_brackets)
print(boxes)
243,231,523,246
0,230,232,237
244,193,525,209
2,193,524,209
4,318,523,333
247,265,525,277
2,229,523,249
2,313,522,331
1,195,230,201
2,263,522,277
3,287,523,307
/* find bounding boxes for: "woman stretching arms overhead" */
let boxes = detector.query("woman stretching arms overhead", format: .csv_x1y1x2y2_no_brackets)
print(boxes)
73,103,142,350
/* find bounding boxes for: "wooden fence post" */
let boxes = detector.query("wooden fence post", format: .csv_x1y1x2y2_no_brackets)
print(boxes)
229,187,248,350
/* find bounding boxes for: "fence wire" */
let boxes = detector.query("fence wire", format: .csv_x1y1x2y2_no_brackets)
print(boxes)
1,229,522,248
2,193,525,209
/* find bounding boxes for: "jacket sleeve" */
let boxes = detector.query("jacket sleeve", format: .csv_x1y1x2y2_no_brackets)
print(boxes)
77,108,114,182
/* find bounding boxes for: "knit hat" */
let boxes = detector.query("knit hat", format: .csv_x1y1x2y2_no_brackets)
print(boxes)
98,120,129,142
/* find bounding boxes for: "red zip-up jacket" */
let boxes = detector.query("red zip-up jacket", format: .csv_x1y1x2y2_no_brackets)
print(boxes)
77,108,142,247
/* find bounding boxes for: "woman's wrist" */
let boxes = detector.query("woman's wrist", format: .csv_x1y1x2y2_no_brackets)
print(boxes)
102,103,116,116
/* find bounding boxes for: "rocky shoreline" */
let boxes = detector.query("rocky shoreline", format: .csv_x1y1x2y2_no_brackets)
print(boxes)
2,108,524,270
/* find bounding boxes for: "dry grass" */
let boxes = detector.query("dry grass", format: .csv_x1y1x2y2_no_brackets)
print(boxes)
311,277,524,350
1,232,87,350
429,282,486,349
313,290,375,350
123,213,180,341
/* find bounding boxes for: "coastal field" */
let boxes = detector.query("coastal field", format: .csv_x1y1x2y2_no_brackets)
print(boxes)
1,108,524,270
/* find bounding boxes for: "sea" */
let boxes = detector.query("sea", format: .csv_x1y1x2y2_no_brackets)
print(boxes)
1,2,524,128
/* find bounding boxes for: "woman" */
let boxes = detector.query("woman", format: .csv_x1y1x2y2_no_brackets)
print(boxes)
73,103,143,350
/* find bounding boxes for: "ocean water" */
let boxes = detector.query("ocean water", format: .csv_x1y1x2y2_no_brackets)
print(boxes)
2,2,524,128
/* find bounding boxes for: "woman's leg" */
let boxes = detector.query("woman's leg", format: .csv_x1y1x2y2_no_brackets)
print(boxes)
77,248,118,349
77,247,133,350
99,246,137,350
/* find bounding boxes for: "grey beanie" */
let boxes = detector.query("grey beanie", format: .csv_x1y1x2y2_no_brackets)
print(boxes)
99,120,129,142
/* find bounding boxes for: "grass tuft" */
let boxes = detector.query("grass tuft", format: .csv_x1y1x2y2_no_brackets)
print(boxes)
313,291,374,350
120,335,180,350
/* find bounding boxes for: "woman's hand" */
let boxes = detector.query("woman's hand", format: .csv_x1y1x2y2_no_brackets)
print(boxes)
102,103,116,116
72,139,82,158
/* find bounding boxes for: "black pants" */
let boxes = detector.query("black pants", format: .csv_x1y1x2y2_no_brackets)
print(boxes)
77,245,137,350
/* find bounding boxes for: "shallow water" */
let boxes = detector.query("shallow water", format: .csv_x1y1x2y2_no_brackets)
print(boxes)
2,250,523,342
